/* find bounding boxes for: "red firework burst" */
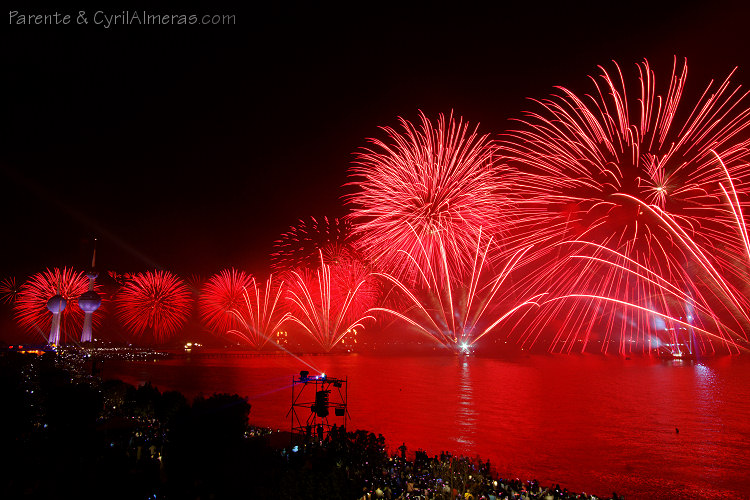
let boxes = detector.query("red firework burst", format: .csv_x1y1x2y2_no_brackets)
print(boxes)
199,268,255,335
0,277,20,304
227,274,287,349
271,216,355,270
373,228,541,352
285,252,377,351
501,58,750,355
14,268,100,343
115,270,192,343
346,111,512,280
328,251,379,319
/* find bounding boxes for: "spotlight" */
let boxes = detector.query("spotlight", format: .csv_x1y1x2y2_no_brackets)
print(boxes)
299,370,309,380
333,380,342,388
334,407,345,417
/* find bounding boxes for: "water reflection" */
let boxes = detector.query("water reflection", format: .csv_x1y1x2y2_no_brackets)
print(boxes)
104,353,750,499
692,363,723,477
454,357,477,448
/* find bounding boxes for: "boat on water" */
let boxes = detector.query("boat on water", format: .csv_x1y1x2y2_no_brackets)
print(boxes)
660,351,697,361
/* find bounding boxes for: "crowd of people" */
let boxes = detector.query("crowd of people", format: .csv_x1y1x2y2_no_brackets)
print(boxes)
292,427,621,500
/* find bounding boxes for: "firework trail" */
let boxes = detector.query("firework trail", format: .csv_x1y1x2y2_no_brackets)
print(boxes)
107,271,133,287
285,252,377,351
346,111,513,281
501,58,750,354
186,273,205,293
199,268,255,335
272,216,356,270
372,227,543,352
0,277,20,304
227,274,287,349
115,270,192,343
14,268,100,343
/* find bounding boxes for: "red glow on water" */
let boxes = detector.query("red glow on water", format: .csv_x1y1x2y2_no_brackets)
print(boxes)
103,354,750,499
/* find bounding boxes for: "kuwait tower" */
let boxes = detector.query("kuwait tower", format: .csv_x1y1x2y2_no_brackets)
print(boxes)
46,292,66,345
78,243,101,343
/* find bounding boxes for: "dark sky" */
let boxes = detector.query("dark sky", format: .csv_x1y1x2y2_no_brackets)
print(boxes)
3,1,749,278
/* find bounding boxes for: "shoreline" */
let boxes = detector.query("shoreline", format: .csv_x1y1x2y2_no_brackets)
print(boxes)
1,348,623,499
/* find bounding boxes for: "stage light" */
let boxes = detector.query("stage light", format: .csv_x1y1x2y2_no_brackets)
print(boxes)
333,380,342,388
299,370,309,380
334,407,345,417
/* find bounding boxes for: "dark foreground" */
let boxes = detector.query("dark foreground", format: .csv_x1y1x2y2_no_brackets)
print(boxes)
0,349,621,499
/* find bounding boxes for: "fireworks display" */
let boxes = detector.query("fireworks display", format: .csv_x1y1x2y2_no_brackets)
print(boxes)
346,111,512,281
372,228,542,352
271,216,355,270
14,268,99,343
226,274,287,349
5,58,750,357
501,58,750,354
115,270,193,343
199,268,255,335
107,271,132,287
0,277,20,304
285,252,376,351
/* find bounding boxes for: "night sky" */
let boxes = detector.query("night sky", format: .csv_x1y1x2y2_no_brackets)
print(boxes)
3,1,750,279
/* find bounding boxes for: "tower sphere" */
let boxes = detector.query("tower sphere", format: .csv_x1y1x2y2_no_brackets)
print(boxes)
47,295,67,313
78,290,101,313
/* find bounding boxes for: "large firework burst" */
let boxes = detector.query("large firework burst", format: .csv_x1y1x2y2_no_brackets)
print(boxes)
501,58,750,354
199,268,255,335
285,252,377,352
14,268,99,343
115,270,193,342
346,111,511,280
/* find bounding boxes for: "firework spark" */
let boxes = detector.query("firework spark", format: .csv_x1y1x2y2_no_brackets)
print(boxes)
227,274,288,349
115,270,193,342
14,268,99,343
272,216,355,270
501,58,750,354
285,252,377,351
346,111,512,280
0,277,20,304
107,271,132,287
372,227,543,352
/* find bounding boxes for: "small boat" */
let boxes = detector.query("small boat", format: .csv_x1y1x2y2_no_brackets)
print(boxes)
661,351,696,361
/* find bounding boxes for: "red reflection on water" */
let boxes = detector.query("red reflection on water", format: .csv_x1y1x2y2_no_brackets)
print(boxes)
105,353,750,499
